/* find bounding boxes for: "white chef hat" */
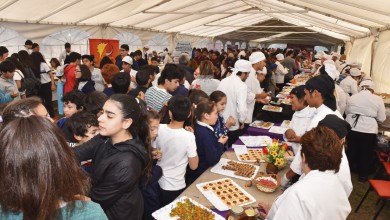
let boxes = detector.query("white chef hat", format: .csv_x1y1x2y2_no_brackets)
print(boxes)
314,51,325,59
350,68,361,76
331,52,341,59
351,62,362,69
276,53,284,60
322,54,333,60
249,52,266,64
257,66,267,75
232,59,252,75
122,56,133,65
315,60,322,65
359,80,375,90
324,63,340,81
238,50,246,59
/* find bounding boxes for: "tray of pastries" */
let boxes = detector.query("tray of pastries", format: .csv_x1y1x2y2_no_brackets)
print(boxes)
196,178,256,211
262,105,283,112
249,120,274,129
210,158,259,180
234,145,265,163
152,196,224,220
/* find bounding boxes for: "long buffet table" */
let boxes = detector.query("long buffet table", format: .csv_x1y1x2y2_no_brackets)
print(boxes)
179,150,287,218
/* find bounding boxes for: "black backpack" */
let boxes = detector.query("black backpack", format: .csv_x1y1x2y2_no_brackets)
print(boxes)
18,67,41,97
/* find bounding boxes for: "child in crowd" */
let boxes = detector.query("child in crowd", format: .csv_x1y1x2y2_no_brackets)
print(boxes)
156,96,199,206
169,68,189,97
57,90,85,129
112,72,130,94
186,100,228,185
209,91,236,148
66,111,99,147
141,107,163,220
82,91,108,118
129,69,150,98
73,94,151,219
74,64,95,94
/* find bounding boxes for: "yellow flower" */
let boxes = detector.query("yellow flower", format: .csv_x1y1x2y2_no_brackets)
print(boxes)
275,158,285,167
270,151,278,157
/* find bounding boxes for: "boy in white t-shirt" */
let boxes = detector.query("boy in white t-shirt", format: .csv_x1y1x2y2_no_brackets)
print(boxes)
156,96,199,206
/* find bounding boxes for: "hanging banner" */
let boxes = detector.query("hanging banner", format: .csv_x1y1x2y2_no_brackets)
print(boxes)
173,41,192,63
89,39,119,66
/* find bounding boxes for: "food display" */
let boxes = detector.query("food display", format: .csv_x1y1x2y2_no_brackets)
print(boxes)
249,121,274,129
262,105,283,112
152,196,224,220
222,161,256,178
196,178,256,211
169,198,215,219
281,120,291,128
237,149,264,162
210,158,260,180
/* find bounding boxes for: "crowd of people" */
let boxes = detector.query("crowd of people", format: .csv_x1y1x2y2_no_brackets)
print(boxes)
0,40,386,220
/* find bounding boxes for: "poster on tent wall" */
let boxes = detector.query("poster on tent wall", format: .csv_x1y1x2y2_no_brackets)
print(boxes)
89,39,119,66
173,41,192,63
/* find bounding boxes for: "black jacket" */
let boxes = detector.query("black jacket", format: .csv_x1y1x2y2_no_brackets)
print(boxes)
74,135,149,220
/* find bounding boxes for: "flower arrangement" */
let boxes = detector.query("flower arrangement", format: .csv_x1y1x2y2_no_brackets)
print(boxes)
262,139,288,169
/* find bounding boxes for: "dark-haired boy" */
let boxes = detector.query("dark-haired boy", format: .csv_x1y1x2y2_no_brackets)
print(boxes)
128,69,149,98
112,72,130,94
57,90,85,129
155,96,199,206
63,52,81,94
145,64,180,111
66,111,99,147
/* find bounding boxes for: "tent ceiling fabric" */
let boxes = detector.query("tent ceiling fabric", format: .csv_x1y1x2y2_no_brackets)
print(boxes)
0,0,388,44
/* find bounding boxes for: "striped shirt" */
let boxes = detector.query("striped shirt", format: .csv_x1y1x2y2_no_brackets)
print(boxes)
145,86,172,112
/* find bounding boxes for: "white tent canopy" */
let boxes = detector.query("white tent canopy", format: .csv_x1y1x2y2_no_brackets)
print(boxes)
1,0,390,92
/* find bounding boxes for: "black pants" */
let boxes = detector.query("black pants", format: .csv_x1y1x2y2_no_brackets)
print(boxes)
39,82,54,117
346,130,377,178
276,83,285,94
227,129,244,147
160,188,185,207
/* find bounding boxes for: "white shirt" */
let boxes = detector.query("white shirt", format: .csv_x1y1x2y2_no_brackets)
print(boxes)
156,124,197,191
191,77,220,96
217,75,248,131
244,67,263,123
91,68,105,91
39,62,52,84
266,170,351,220
284,106,315,154
340,75,358,96
335,84,348,115
274,61,288,83
307,104,343,132
120,69,138,89
335,60,342,71
164,54,173,64
290,146,353,197
345,90,386,134
58,50,71,64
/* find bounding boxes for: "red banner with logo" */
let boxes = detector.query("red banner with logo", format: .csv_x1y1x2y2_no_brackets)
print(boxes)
89,38,119,66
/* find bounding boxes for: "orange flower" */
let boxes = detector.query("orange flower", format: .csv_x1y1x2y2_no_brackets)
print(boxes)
283,143,288,151
262,147,269,155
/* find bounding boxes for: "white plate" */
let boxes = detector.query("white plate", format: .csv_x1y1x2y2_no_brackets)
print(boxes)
249,120,274,129
210,158,260,181
262,105,283,112
280,120,291,128
152,196,224,220
239,136,272,147
196,178,256,211
269,126,288,134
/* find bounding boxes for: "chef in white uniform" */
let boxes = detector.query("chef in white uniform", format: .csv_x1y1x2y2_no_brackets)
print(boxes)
345,80,386,182
261,126,351,220
245,52,269,124
274,53,288,91
340,68,361,96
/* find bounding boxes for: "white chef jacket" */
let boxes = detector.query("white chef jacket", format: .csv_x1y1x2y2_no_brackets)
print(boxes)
274,61,288,83
290,146,353,197
306,104,343,132
345,90,386,134
335,84,348,115
283,106,315,154
266,170,351,220
340,75,358,96
334,60,342,72
217,75,247,131
244,67,263,123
